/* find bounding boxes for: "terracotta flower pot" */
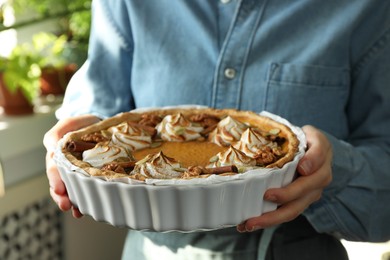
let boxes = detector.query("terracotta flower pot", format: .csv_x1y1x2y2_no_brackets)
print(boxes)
40,63,77,96
0,73,34,116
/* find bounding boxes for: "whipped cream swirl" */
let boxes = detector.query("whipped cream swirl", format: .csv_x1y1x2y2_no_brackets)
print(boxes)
109,122,153,151
208,116,248,146
208,146,256,169
156,113,204,141
82,142,130,168
131,151,182,179
234,128,277,157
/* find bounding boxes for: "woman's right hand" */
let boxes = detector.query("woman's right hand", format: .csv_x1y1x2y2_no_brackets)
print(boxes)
43,115,101,218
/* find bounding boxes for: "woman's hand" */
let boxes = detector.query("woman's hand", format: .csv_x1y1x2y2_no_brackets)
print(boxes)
43,115,101,218
237,125,333,232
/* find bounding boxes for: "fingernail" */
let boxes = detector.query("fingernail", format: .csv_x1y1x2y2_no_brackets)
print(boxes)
265,194,277,202
237,225,246,233
246,226,263,232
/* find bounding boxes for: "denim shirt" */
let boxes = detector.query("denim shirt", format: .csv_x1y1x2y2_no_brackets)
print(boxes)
58,0,390,242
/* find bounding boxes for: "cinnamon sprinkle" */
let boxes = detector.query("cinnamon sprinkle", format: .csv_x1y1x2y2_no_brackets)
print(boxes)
66,140,96,153
127,121,157,136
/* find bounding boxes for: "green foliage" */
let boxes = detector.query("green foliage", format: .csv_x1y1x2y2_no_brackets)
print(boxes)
33,32,68,68
4,0,91,42
1,44,41,103
11,0,89,17
68,8,91,43
0,0,92,103
0,32,69,103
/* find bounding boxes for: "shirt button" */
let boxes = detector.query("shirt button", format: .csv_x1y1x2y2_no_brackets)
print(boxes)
224,68,236,79
220,0,231,4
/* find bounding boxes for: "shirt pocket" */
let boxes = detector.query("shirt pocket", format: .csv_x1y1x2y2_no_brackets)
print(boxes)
264,62,350,135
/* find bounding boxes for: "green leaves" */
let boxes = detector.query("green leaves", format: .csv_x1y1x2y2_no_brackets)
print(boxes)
1,32,69,103
2,44,41,102
32,32,68,68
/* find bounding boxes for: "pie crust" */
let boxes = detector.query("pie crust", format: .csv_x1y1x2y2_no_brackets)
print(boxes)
61,108,300,181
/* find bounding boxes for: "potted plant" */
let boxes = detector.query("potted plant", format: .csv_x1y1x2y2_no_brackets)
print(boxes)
33,32,77,96
0,32,77,115
0,45,41,115
6,0,91,68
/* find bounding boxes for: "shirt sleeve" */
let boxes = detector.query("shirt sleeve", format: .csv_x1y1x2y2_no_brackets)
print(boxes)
56,0,134,119
304,28,390,242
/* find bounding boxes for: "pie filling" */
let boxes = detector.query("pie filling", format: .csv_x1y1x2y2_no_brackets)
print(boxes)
62,108,299,181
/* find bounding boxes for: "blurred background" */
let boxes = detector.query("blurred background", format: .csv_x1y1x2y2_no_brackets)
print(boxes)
0,1,127,259
0,1,389,259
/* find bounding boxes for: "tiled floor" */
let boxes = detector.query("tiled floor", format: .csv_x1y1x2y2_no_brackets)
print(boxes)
0,198,62,260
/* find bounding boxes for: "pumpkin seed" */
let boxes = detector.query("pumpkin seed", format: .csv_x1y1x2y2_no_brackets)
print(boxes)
269,128,280,135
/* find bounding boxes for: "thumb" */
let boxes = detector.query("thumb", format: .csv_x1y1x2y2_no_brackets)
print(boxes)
43,115,101,152
298,125,332,176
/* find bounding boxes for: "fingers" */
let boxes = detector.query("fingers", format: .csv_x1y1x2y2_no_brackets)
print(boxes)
49,186,72,211
46,152,66,194
43,115,101,153
237,125,333,233
238,177,324,232
44,115,100,217
262,125,332,204
263,167,329,205
237,188,322,232
72,208,83,218
49,187,83,218
297,125,332,176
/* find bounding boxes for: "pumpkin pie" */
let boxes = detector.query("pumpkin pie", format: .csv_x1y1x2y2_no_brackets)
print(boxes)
61,108,300,181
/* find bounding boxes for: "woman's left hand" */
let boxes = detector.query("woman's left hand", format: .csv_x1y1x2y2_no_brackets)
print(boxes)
237,125,333,232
